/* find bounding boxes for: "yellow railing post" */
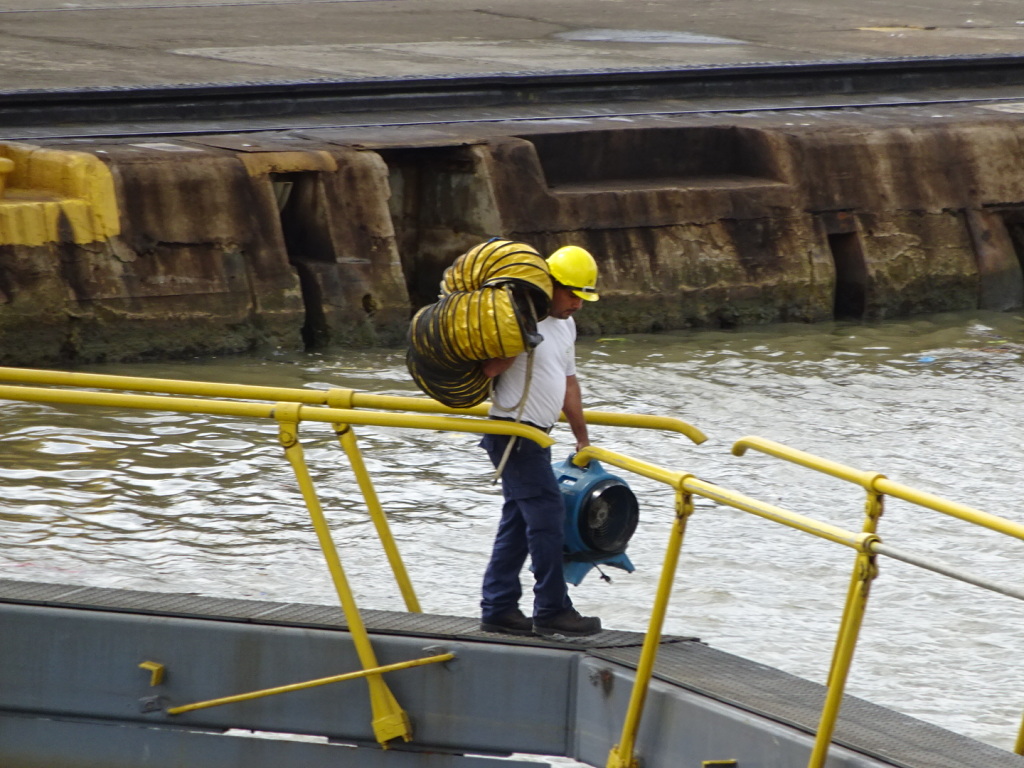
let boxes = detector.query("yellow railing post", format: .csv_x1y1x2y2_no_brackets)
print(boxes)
607,481,695,768
328,387,421,613
332,422,421,613
828,487,885,687
861,489,884,535
274,403,412,747
1016,711,1024,755
808,538,879,768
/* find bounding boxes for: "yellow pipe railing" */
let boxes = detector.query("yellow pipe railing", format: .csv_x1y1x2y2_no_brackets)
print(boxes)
275,403,410,745
731,435,1024,761
572,446,879,768
0,381,552,748
732,436,1024,542
167,651,455,716
0,366,703,611
3,372,1021,764
0,383,554,445
607,484,694,768
332,420,421,612
0,365,708,444
0,374,710,753
324,388,420,612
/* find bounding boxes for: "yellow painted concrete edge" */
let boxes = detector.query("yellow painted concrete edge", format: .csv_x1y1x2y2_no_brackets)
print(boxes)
238,150,338,177
0,142,120,246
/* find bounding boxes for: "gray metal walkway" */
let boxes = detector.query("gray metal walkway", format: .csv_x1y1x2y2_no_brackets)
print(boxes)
0,577,1018,768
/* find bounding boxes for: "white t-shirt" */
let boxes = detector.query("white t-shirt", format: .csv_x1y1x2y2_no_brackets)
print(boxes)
489,316,577,429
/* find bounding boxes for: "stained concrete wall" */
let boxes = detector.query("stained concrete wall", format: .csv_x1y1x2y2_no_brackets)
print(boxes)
2,110,1024,365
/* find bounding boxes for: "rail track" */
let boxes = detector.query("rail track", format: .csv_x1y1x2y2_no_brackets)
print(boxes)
5,54,1024,140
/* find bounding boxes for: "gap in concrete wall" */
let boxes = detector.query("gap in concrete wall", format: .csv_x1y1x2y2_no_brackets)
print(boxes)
997,208,1024,304
524,126,781,189
966,207,1024,311
828,231,868,320
273,171,334,349
380,146,496,309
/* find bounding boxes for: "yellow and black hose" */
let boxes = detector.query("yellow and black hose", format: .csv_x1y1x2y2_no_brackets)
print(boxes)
406,238,552,408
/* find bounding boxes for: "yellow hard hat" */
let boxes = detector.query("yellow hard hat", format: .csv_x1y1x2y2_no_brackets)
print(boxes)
546,246,599,301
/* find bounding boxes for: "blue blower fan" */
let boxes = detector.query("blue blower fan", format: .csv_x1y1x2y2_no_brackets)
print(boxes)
552,455,639,585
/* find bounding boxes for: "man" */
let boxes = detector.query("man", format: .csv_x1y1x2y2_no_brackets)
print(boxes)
477,245,603,638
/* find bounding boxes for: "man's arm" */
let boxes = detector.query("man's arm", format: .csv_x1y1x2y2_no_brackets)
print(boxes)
481,357,516,378
562,374,590,454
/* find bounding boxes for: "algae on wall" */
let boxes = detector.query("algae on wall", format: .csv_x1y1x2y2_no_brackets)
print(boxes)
1,109,1023,365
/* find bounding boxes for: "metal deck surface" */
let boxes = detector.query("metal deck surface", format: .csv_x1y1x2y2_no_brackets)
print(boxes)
592,642,1021,768
0,577,690,650
0,577,1019,768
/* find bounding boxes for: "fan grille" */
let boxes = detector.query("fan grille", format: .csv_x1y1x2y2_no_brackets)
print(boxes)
577,480,639,554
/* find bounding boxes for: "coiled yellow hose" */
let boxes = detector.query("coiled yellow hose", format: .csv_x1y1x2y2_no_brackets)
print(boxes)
407,238,553,408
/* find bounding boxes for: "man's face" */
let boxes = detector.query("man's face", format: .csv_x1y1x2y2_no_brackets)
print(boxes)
549,284,584,319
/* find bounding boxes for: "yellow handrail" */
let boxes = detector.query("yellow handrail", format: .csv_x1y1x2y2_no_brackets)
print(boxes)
275,402,411,745
0,383,553,443
0,380,552,748
731,434,1024,761
2,373,1021,764
0,365,708,444
0,368,706,610
0,367,703,615
575,445,879,768
732,436,1024,542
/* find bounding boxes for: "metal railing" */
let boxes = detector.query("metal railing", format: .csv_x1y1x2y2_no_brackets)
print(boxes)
0,365,705,751
0,366,1021,765
588,436,1024,768
731,436,1024,761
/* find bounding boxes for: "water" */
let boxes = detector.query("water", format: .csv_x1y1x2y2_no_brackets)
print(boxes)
2,309,1024,754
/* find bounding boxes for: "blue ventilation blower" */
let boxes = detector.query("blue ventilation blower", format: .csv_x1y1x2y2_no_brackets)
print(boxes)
552,455,640,585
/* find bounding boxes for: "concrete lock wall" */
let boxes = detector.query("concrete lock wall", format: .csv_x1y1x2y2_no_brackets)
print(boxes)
2,111,1024,366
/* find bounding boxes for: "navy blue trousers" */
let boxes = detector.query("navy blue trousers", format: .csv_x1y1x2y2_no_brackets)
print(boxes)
480,433,572,621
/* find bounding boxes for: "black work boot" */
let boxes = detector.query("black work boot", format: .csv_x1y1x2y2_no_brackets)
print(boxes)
533,609,602,638
480,607,535,636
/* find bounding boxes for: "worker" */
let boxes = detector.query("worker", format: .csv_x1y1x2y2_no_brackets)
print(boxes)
478,245,603,638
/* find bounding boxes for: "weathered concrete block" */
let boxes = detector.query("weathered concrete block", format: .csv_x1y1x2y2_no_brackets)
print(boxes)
4,108,1024,365
472,129,831,330
856,210,979,320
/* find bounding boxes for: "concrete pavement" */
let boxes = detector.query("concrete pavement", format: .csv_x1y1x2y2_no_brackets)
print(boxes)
3,0,1024,92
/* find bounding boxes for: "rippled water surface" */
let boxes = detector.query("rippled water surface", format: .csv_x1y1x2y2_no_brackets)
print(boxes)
2,310,1024,753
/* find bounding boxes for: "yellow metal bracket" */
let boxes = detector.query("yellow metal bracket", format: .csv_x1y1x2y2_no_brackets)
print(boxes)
138,660,165,687
326,388,355,410
863,489,885,533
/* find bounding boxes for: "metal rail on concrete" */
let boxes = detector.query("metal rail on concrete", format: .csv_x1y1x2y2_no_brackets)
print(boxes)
5,54,1024,130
